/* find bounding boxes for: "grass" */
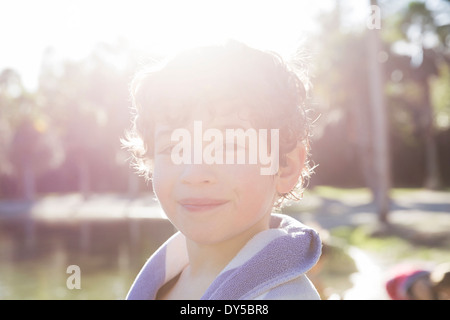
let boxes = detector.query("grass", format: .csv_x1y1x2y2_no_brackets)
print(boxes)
310,186,372,200
311,186,429,200
330,225,450,266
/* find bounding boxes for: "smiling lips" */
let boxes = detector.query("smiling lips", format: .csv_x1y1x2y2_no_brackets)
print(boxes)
178,198,229,212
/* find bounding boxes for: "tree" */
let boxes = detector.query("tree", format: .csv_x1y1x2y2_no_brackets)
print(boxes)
387,0,450,189
37,39,140,197
311,0,391,222
0,68,63,199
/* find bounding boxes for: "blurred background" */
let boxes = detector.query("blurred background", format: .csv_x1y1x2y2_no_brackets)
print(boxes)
0,0,449,299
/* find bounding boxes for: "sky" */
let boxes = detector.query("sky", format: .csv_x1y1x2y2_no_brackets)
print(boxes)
0,0,371,90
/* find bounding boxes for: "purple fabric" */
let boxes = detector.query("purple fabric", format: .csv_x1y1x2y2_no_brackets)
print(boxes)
202,216,320,299
126,214,322,300
126,244,167,300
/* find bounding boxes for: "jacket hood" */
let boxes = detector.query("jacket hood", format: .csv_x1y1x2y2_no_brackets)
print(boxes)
126,213,322,300
202,213,322,299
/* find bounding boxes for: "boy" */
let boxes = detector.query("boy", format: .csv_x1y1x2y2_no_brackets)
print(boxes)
123,40,322,300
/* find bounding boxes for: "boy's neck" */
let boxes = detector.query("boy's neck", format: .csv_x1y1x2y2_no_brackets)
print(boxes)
184,214,270,279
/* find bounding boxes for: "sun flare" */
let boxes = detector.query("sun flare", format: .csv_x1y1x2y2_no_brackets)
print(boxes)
1,0,336,89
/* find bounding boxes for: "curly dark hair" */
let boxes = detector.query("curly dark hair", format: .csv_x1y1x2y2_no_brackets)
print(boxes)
122,40,314,207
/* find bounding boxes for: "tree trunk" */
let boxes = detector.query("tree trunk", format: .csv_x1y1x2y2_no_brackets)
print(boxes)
128,170,139,199
421,79,442,190
78,157,90,200
367,0,391,224
350,90,377,197
22,159,35,201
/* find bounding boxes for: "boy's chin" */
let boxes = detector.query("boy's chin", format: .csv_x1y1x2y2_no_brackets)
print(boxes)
182,228,229,245
179,223,240,246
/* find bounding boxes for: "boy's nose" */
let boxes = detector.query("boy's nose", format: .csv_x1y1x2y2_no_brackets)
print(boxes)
179,163,217,185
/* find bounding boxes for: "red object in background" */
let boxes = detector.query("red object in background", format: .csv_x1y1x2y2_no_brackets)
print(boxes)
385,265,430,300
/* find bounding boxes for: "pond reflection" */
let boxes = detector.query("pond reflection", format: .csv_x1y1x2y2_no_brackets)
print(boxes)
1,216,361,299
0,218,175,300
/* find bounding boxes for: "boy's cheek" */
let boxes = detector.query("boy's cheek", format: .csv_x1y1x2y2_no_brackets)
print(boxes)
152,159,176,195
225,163,267,181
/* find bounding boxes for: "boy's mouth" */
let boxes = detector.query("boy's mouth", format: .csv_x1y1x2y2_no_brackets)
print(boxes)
178,198,229,212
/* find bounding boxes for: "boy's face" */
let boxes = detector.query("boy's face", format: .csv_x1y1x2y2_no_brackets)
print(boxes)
151,106,279,244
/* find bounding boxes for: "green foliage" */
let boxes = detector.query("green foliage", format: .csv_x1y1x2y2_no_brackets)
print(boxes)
310,0,450,188
0,40,144,197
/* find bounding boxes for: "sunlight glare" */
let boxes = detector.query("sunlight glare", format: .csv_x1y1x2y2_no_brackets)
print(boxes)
120,0,332,58
1,0,335,89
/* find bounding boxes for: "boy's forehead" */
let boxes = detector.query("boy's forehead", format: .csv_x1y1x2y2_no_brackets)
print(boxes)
153,98,254,127
154,104,255,134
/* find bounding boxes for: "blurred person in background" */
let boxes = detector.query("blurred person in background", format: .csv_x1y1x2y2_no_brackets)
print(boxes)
385,262,450,300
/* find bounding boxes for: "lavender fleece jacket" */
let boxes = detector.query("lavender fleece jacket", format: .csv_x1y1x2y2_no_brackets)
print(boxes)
126,214,322,300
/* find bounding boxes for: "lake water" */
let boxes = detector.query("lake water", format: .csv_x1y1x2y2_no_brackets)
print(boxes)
0,218,175,300
0,216,363,300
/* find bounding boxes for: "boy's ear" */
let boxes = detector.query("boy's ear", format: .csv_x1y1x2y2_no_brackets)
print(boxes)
276,144,306,194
